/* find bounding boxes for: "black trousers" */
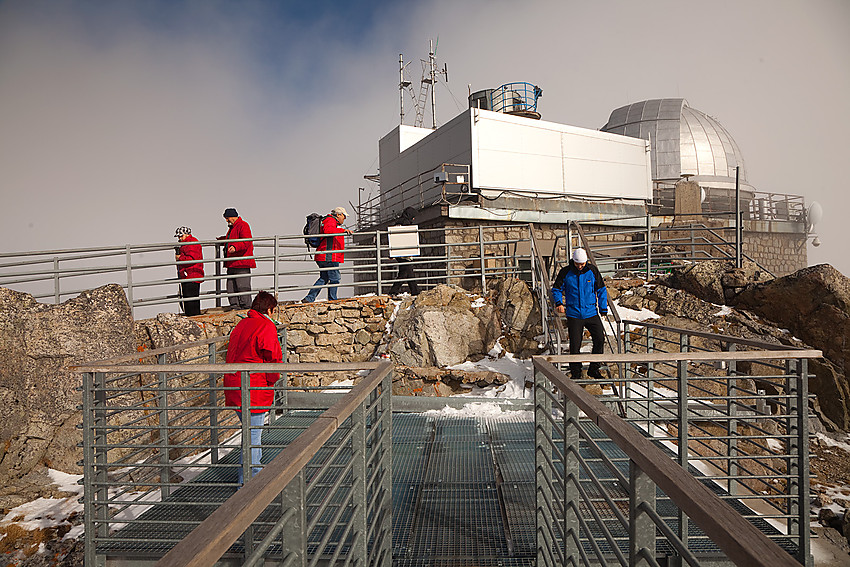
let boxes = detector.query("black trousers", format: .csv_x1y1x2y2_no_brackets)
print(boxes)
180,281,201,316
566,314,605,378
389,258,420,295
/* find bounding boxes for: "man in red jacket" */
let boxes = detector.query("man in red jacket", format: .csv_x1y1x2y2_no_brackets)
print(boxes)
174,226,204,316
224,291,282,485
302,206,352,302
219,208,256,310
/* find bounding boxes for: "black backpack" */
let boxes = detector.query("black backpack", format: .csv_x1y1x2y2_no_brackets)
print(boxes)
303,213,326,249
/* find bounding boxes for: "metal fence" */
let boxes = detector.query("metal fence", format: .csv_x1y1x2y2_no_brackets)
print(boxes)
533,329,818,566
0,223,534,319
73,333,393,567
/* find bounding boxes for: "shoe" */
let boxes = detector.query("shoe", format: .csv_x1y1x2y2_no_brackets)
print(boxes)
301,297,314,303
587,367,604,380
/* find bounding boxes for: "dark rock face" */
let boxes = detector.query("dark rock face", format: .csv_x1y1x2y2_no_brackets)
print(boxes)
487,277,543,357
732,264,850,374
0,285,135,480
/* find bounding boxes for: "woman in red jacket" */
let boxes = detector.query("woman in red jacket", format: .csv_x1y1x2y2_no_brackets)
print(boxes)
174,226,204,316
224,291,282,485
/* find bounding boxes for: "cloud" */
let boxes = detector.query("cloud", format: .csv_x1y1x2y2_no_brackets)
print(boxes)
0,0,847,277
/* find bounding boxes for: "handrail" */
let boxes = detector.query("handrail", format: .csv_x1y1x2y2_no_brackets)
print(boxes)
622,319,812,352
154,360,392,567
529,224,565,348
533,355,805,567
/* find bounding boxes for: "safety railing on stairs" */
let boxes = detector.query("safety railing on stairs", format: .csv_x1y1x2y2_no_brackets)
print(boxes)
72,334,393,567
533,341,818,567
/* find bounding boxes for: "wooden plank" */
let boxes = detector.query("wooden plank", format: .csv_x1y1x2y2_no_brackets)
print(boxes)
70,361,385,373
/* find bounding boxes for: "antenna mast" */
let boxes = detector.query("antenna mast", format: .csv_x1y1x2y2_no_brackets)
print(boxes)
398,39,448,129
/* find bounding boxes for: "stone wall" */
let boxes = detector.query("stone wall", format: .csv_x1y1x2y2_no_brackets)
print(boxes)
742,229,807,277
281,297,394,364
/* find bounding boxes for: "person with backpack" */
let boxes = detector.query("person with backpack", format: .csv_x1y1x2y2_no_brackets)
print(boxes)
551,248,609,380
174,226,204,316
302,206,352,303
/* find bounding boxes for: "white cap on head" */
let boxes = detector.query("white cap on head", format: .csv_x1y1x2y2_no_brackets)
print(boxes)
572,248,588,263
331,206,348,217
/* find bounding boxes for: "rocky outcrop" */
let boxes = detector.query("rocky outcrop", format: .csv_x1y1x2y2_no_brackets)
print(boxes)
732,264,850,374
664,259,772,305
386,285,501,367
487,277,543,357
0,285,135,485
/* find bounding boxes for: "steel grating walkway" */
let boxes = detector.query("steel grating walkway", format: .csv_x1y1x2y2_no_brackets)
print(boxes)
100,409,797,565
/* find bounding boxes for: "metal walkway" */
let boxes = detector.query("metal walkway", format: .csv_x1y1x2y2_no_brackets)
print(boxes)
101,409,796,565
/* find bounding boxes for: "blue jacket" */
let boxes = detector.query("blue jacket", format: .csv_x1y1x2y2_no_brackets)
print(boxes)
552,261,608,319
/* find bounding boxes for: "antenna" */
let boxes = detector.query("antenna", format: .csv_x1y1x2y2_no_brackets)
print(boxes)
398,39,448,129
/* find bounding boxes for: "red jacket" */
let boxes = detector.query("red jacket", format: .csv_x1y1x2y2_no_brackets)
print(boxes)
223,217,256,269
315,215,346,263
177,235,204,280
224,310,283,413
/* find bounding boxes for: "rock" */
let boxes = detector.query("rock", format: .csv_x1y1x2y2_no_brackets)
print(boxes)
844,510,850,545
732,264,850,429
668,259,772,306
732,264,850,373
819,507,844,531
0,285,135,480
389,285,500,367
487,278,544,357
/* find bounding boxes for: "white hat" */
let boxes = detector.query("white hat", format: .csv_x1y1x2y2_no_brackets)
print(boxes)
331,206,348,217
572,248,588,263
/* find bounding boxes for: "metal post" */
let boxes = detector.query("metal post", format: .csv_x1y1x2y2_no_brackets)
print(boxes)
125,244,134,318
157,353,171,499
279,471,307,567
645,214,652,281
535,366,553,566
53,257,60,304
727,344,738,496
273,235,280,298
790,358,812,565
378,370,394,563
215,245,222,308
630,460,656,567
84,371,108,567
352,403,368,562
278,328,288,415
479,225,486,292
564,390,580,566
677,357,690,560
376,230,383,296
240,370,254,558
209,343,220,465
735,166,742,268
646,328,655,437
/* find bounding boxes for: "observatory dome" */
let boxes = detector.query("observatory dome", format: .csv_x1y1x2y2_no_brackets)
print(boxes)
601,99,750,189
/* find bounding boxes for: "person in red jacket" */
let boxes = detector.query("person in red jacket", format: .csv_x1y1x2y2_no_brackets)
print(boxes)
174,226,204,316
218,208,256,310
223,291,282,485
302,206,352,302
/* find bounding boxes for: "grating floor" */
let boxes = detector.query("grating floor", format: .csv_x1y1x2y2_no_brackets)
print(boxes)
100,409,798,564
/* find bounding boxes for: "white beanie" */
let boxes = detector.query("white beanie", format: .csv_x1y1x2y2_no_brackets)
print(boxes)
572,248,588,263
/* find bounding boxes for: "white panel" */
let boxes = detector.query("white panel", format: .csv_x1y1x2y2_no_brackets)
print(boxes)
472,110,651,200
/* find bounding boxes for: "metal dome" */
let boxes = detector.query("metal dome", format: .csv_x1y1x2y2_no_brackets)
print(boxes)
601,98,748,186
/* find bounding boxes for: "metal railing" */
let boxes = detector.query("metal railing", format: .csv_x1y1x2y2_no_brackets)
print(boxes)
0,221,531,319
652,185,806,223
533,340,818,567
356,163,472,230
73,334,393,567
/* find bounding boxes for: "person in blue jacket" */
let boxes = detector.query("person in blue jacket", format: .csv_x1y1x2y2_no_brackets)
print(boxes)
552,248,609,380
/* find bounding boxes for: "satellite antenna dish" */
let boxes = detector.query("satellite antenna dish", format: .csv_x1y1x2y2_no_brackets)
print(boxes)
807,201,823,232
700,187,706,203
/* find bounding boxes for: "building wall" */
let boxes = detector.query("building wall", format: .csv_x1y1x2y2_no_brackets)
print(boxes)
743,230,807,276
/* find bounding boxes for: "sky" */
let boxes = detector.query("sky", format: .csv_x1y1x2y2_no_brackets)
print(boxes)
1,0,848,276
